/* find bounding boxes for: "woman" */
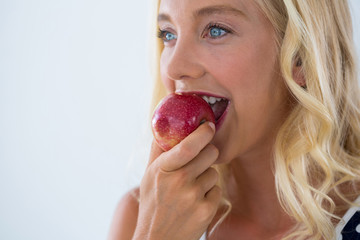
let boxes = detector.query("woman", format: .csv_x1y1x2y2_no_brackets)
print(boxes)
109,0,360,239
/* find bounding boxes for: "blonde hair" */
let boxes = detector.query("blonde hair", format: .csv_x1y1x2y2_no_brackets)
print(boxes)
149,0,360,239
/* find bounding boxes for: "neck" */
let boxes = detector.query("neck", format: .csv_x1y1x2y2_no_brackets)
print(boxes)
223,145,293,232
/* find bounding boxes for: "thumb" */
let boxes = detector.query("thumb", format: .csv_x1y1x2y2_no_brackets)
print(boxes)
147,140,164,168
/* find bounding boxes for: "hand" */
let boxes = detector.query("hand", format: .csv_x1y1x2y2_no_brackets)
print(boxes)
133,122,222,240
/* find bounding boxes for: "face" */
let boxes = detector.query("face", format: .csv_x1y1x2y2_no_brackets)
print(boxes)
158,0,292,163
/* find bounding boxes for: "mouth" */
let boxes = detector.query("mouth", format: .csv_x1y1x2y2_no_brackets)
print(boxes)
196,93,230,129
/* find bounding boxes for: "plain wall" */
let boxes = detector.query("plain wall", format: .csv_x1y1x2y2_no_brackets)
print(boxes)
0,1,359,239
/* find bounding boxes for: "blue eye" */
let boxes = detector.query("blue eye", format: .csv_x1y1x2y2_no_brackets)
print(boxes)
157,29,177,42
204,23,231,39
165,32,177,41
209,27,227,38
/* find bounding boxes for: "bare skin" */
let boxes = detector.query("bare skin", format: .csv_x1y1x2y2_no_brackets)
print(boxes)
109,0,294,239
108,123,222,240
108,0,358,239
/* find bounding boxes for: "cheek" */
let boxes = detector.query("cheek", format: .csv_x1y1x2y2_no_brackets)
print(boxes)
160,51,175,93
210,38,278,97
210,39,284,129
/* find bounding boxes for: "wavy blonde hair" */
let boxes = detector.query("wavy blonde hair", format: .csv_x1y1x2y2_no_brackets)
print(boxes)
149,0,360,239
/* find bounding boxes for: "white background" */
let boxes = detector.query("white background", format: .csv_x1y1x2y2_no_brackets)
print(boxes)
0,1,359,240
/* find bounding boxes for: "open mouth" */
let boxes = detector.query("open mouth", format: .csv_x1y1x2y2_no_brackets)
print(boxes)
198,94,230,124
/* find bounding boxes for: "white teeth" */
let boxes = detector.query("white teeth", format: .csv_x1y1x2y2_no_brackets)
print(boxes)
202,96,223,104
209,97,216,104
202,96,209,103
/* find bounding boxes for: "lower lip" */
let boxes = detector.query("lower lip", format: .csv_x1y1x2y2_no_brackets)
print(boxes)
215,101,230,131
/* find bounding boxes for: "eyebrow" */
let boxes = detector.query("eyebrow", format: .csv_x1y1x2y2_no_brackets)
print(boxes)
157,4,247,23
194,5,246,18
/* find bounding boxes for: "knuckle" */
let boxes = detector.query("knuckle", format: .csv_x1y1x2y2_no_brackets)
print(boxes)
182,188,198,204
204,144,219,159
177,142,196,159
212,185,223,201
211,144,220,157
209,167,219,182
153,171,165,190
175,168,190,184
201,168,218,188
195,180,207,196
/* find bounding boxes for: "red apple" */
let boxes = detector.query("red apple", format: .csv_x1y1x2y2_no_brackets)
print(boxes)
152,93,216,151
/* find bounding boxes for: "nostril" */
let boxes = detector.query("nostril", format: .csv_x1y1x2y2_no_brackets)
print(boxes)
163,46,206,81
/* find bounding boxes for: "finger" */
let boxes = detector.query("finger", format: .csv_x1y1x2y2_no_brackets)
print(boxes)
159,121,215,172
147,140,164,168
205,185,222,204
201,185,222,227
184,144,219,179
196,167,219,197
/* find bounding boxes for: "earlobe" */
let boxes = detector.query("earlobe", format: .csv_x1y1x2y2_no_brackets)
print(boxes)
292,58,306,88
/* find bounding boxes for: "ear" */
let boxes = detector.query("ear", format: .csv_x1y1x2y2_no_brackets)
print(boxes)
292,58,306,88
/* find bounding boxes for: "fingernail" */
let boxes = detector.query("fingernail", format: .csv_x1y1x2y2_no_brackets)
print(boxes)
209,122,216,132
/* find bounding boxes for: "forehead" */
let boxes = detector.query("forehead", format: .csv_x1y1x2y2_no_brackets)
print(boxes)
158,0,252,21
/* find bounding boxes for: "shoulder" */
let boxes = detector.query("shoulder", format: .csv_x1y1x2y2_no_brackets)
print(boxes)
107,187,140,240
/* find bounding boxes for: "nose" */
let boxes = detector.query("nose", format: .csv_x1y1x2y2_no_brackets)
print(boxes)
161,36,205,81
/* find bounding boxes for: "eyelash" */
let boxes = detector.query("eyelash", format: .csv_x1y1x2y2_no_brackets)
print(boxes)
203,23,232,38
157,29,171,41
157,23,232,42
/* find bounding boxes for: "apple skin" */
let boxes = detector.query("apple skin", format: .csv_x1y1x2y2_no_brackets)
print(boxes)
151,92,215,151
